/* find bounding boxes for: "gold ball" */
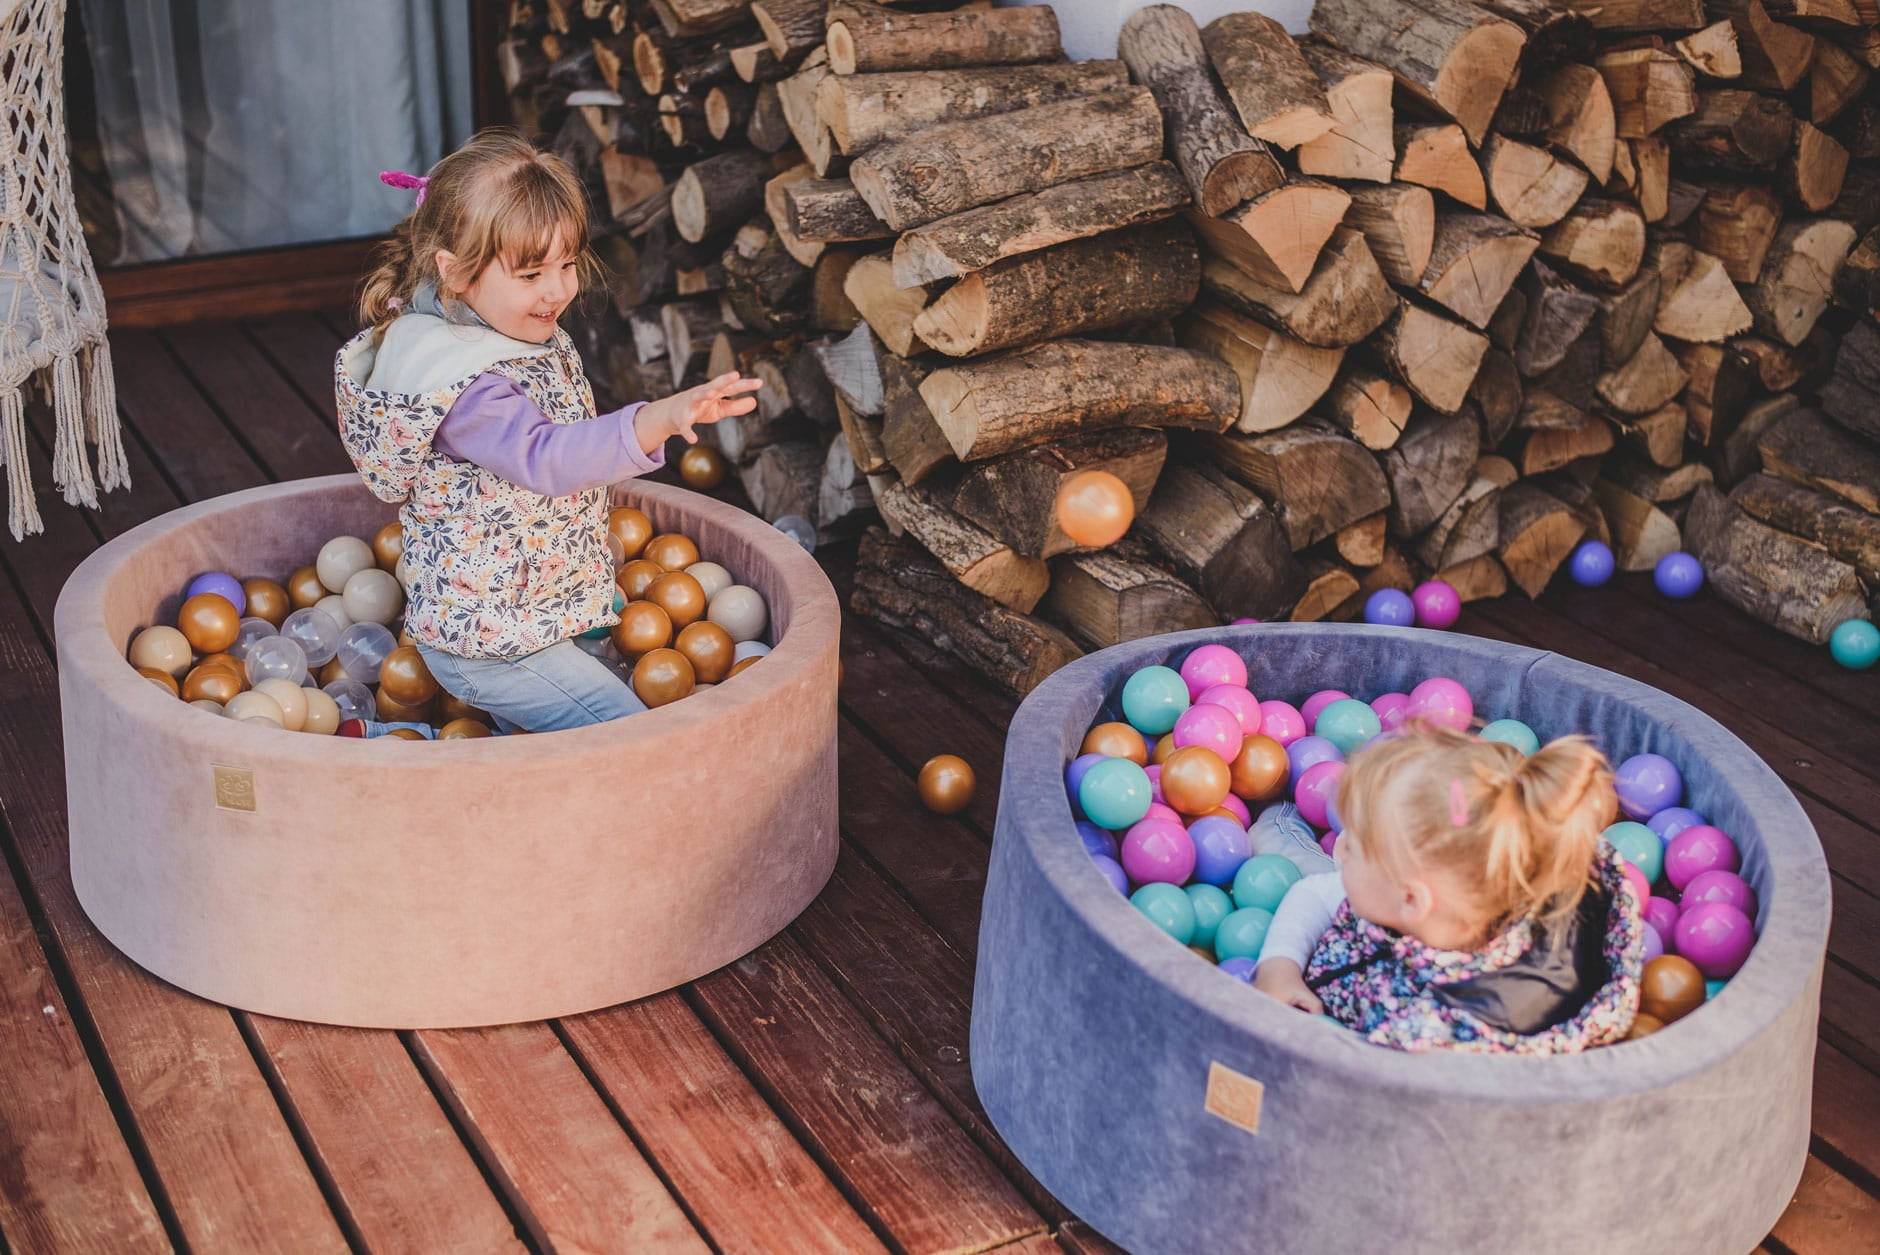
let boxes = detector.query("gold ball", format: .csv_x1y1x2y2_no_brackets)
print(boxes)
617,558,665,600
678,443,727,490
196,652,244,678
1640,955,1706,1025
438,718,492,739
378,646,438,706
182,664,243,704
728,655,762,679
918,754,975,815
316,656,348,686
1082,721,1148,764
374,684,435,723
385,728,428,741
1625,1012,1665,1041
611,600,673,659
241,578,290,627
607,507,654,562
138,667,181,697
287,565,326,610
371,521,405,571
632,647,696,707
675,620,735,683
646,571,707,629
1161,746,1231,816
643,533,701,572
435,690,489,726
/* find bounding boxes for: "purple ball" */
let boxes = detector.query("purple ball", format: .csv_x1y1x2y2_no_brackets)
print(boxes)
1218,956,1258,982
1121,817,1196,885
1145,763,1164,805
1569,539,1615,587
1363,588,1415,627
1287,734,1344,780
1644,895,1680,940
1190,815,1252,887
1091,854,1129,894
1664,824,1739,891
1319,831,1340,858
1411,580,1460,629
1370,692,1411,731
1684,869,1757,917
1654,551,1705,599
1065,752,1107,818
1614,753,1683,820
186,571,246,616
1648,806,1707,843
1642,922,1665,963
1295,760,1344,829
1076,820,1118,861
1300,688,1351,730
1674,902,1756,978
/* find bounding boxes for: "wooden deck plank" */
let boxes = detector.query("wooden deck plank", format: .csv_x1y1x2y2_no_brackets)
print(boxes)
107,329,283,506
559,993,889,1254
1768,1156,1880,1254
244,311,348,421
158,321,352,480
1813,1040,1880,1184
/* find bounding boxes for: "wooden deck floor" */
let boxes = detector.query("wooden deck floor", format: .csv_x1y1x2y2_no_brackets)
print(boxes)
0,312,1876,1253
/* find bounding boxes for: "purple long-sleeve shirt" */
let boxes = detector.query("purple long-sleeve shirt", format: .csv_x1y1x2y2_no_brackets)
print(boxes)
431,374,663,496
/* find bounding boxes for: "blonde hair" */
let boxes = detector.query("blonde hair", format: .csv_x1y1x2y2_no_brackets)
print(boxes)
357,128,603,337
1335,725,1616,930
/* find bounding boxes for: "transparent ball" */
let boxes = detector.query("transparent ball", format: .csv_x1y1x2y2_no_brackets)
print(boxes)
244,634,308,687
229,616,278,660
337,621,397,685
322,678,377,722
280,607,343,667
774,514,816,553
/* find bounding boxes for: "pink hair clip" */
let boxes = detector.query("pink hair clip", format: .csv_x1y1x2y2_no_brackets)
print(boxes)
1449,778,1470,827
378,169,429,206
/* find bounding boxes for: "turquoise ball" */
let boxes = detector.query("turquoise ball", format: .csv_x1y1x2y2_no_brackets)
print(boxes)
1078,757,1153,830
1603,820,1664,886
580,590,627,639
1132,882,1197,945
1829,618,1879,671
1315,698,1381,754
1705,978,1726,1001
1185,883,1234,948
1213,907,1274,962
1232,853,1303,913
1480,718,1540,755
1121,665,1190,735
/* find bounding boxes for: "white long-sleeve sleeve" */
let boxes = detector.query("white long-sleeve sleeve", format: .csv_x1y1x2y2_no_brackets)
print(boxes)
1257,872,1347,970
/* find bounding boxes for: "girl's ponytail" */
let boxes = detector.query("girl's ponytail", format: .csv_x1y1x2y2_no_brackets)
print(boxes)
358,219,419,337
1482,735,1614,926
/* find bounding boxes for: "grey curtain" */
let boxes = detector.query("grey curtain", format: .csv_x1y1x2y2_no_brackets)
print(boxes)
78,0,473,263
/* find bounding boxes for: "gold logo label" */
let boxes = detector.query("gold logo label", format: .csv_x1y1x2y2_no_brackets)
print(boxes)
212,764,256,812
1204,1061,1264,1134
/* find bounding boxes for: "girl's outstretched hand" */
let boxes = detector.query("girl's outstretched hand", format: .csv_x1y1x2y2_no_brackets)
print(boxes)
643,371,763,447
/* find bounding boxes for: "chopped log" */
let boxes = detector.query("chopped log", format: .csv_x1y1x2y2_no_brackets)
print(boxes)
1810,38,1870,126
1199,228,1397,349
1827,165,1880,234
1711,0,1816,91
632,27,671,95
918,339,1238,463
1667,88,1794,172
661,298,720,388
1515,260,1600,376
1629,137,1672,221
1745,218,1858,345
1655,248,1755,341
1418,212,1540,330
1517,385,1589,431
1177,301,1345,434
1188,181,1351,294
1475,0,1597,57
836,394,890,474
1371,299,1491,413
741,439,823,523
1531,327,1601,410
1598,331,1687,414
843,251,933,356
1593,478,1683,570
652,0,751,39
1714,392,1799,484
1613,401,1689,467
1340,183,1436,287
1135,459,1305,619
874,480,1049,612
1337,513,1390,566
1821,321,1880,439
950,429,1167,561
1541,62,1617,181
1731,331,1825,392
1487,283,1526,352
721,222,812,334
779,176,890,243
1539,197,1646,286
1292,558,1363,621
598,147,667,227
1309,0,1526,146
1296,43,1395,183
776,46,836,175
1834,227,1880,318
676,257,727,296
784,340,839,427
1682,485,1866,644
1205,422,1393,550
1677,340,1757,447
819,428,876,538
1322,363,1413,450
825,5,1061,76
851,527,1081,697
629,306,668,362
1202,12,1337,149
705,82,755,139
1550,0,1707,32
1692,182,1783,280
1674,21,1743,78
1434,552,1509,601
1605,454,1715,502
1760,0,1863,23
1662,177,1708,226
1381,410,1481,536
1417,455,1516,569
1471,348,1524,441
818,61,1130,156
810,247,864,331
1043,550,1218,649
672,149,774,243
1394,123,1487,208
1597,47,1698,141
813,300,885,418
1517,406,1615,474
1593,270,1663,366
1783,122,1849,212
851,88,1163,231
876,347,952,485
1758,408,1880,513
1733,472,1880,585
1481,134,1590,228
753,0,822,63
1498,482,1587,597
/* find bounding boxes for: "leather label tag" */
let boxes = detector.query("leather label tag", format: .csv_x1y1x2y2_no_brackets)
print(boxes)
213,764,256,813
1205,1060,1263,1134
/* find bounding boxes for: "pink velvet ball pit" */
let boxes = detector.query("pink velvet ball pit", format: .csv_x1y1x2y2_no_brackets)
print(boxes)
55,475,841,1029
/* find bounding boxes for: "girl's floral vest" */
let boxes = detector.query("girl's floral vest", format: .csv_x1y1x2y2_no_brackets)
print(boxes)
334,323,617,659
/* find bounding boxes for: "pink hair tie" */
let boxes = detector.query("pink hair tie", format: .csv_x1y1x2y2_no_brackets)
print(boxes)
1449,778,1470,828
378,169,429,205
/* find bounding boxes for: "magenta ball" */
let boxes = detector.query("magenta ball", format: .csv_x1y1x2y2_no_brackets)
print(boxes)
1145,764,1165,805
1674,902,1756,978
1196,684,1261,734
1172,702,1245,763
1179,644,1247,700
1286,734,1343,781
186,571,247,616
1371,692,1411,732
1645,895,1680,939
1230,616,1260,625
1300,689,1350,730
1411,580,1461,629
1216,793,1251,826
1642,922,1665,964
1259,700,1307,747
1320,831,1340,858
1144,801,1183,827
1614,753,1683,820
1620,859,1651,909
1664,824,1738,891
1121,817,1197,885
1294,760,1344,829
1684,869,1757,917
1406,677,1473,731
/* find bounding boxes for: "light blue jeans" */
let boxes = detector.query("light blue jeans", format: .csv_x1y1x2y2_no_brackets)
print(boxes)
409,640,647,733
1250,802,1338,877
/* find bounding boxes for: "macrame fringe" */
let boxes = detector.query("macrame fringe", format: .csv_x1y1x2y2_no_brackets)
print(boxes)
2,386,41,540
85,341,128,492
51,349,98,510
0,342,131,541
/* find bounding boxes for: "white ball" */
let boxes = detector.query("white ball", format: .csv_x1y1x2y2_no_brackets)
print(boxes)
244,635,307,687
342,567,404,625
189,698,227,716
707,584,768,643
253,678,309,731
317,535,375,594
313,594,354,631
685,561,733,600
301,686,341,734
732,639,772,662
224,690,285,727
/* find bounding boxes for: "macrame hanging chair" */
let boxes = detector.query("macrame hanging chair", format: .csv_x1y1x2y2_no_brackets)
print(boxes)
0,0,127,540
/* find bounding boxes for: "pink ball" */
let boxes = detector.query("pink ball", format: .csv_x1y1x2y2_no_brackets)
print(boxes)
1230,616,1261,625
1664,825,1739,891
1674,901,1756,979
1172,702,1245,763
1196,684,1262,734
1215,793,1252,826
1294,760,1344,829
1320,831,1341,858
1642,921,1665,964
1411,580,1461,629
1145,763,1164,805
1143,801,1184,827
1406,677,1473,731
1620,860,1650,910
1371,692,1411,732
1300,689,1351,731
1683,869,1757,917
1179,644,1248,700
1645,895,1680,940
1120,817,1197,886
1260,700,1307,747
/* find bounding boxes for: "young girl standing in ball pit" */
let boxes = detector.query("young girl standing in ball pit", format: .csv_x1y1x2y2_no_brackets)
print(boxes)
1253,726,1645,1053
332,129,760,735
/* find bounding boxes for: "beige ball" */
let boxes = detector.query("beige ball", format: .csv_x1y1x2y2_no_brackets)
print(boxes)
316,535,375,594
253,679,308,731
341,567,404,626
685,561,733,601
224,690,285,727
706,584,768,644
129,625,193,678
314,593,355,630
189,698,227,716
301,687,341,735
394,555,411,589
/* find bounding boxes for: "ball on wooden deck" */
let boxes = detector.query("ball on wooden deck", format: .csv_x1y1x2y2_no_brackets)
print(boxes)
918,754,976,815
1829,618,1879,670
1362,587,1415,627
1569,539,1615,587
678,443,727,490
1055,469,1135,548
1410,579,1460,629
1653,551,1704,599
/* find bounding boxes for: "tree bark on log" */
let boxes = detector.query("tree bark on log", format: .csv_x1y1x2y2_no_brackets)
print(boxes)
1732,472,1880,586
1395,123,1487,207
1833,227,1880,319
1820,321,1880,440
1340,184,1435,288
843,251,935,356
673,149,775,243
1482,134,1591,228
1201,11,1337,149
1043,549,1219,649
1296,43,1396,183
1594,270,1663,367
876,346,953,485
1498,482,1587,596
825,4,1062,76
753,0,823,63
1418,212,1541,330
1516,260,1600,376
1682,484,1867,644
1711,0,1816,92
1471,348,1525,441
836,394,890,474
1199,227,1396,349
1135,459,1305,619
1205,422,1394,550
818,61,1131,156
1667,88,1794,172
1309,0,1526,146
779,176,891,243
950,428,1167,560
1745,219,1859,346
874,481,1050,612
1187,181,1352,294
1757,408,1880,513
1382,410,1482,536
776,45,837,175
1371,299,1491,414
1550,0,1707,32
741,439,824,523
1810,38,1870,126
1176,301,1345,434
722,221,812,334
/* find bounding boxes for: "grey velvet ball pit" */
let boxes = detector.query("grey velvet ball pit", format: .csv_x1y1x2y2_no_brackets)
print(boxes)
972,624,1830,1255
56,473,839,1029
